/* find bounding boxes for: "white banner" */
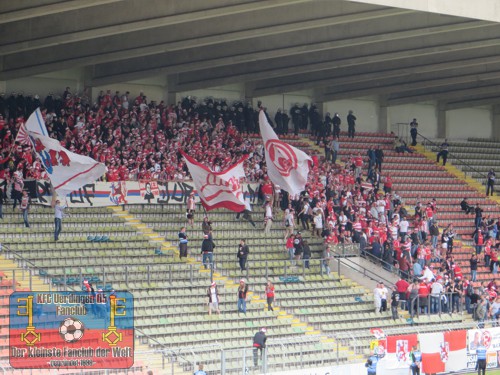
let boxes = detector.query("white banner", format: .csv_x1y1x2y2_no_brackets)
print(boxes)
28,128,106,197
182,151,247,212
34,180,260,208
467,327,500,369
259,110,311,196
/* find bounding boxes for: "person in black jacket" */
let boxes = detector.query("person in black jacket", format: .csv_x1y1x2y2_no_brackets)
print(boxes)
201,234,215,269
302,240,311,269
253,327,267,367
237,239,249,272
347,110,356,138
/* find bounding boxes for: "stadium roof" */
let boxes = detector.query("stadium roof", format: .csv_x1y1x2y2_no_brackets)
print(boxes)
2,0,500,108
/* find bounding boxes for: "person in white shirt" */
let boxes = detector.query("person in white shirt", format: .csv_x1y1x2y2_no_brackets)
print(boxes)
430,279,443,313
52,197,67,241
374,283,382,313
313,211,323,237
378,282,389,312
399,217,409,241
284,209,294,240
264,199,273,233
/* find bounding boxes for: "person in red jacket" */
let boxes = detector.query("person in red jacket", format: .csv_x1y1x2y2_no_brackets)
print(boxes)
265,281,275,311
418,280,430,314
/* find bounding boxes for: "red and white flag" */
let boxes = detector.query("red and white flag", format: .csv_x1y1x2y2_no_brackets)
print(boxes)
419,330,466,374
14,124,31,146
259,110,311,196
27,130,107,197
181,151,248,212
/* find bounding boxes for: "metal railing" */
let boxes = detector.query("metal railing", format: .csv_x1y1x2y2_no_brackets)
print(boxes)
332,252,394,286
418,132,488,180
133,334,347,375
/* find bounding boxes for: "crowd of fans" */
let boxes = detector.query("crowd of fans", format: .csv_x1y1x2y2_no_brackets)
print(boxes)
0,89,356,185
2,87,500,323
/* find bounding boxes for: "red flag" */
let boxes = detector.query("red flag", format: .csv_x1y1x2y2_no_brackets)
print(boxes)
181,151,248,212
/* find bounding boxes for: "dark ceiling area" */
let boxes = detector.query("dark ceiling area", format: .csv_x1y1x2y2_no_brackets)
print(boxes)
2,0,500,108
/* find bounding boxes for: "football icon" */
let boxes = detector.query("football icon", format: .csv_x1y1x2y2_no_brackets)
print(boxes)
59,317,85,343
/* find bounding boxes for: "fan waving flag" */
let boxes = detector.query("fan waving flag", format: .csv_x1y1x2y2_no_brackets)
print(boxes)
259,110,311,196
25,107,48,136
27,131,107,197
181,151,248,212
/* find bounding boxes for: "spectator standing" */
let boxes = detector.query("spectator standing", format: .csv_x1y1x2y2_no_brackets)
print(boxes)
399,216,409,241
375,146,384,173
374,282,382,313
331,136,340,164
186,191,195,227
237,239,249,272
470,254,478,282
283,209,294,240
302,240,311,269
473,229,484,255
252,327,267,368
409,345,422,375
265,281,275,311
487,168,496,196
379,282,388,312
20,190,30,228
200,234,215,269
410,118,418,146
52,198,67,241
312,211,323,237
474,204,483,229
390,285,399,320
476,296,488,328
476,339,487,375
178,227,188,259
11,169,23,210
206,282,220,316
202,216,212,235
286,234,295,264
347,110,356,138
430,279,443,314
237,279,248,314
264,198,273,234
332,113,341,138
436,139,449,166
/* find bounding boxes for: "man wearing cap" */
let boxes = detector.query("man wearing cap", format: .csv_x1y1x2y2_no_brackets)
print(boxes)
237,279,249,314
253,327,267,368
207,281,220,315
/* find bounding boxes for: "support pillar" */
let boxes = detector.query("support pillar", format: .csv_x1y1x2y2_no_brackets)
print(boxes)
492,104,500,141
436,102,447,139
166,74,179,104
378,97,390,133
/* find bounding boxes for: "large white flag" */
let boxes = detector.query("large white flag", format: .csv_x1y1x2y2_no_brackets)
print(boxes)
181,151,248,212
25,108,48,136
259,110,311,196
28,131,107,197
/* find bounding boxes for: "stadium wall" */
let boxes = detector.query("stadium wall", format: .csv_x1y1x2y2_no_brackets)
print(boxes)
1,75,495,140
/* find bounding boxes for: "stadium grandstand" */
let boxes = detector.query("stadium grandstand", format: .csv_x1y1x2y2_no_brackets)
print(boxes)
3,1,500,374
